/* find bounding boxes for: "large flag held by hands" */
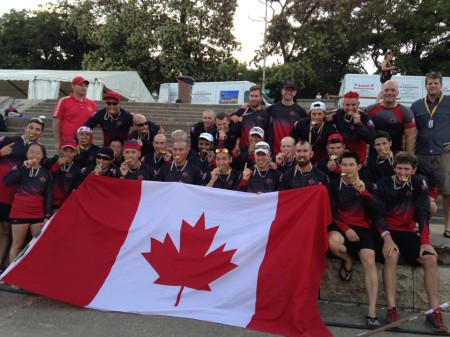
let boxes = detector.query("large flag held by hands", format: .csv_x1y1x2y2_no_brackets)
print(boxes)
1,175,332,337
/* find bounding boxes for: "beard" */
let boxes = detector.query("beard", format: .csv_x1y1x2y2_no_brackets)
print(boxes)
297,158,311,167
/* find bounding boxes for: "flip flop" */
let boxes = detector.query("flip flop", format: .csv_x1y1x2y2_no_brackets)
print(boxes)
366,315,381,327
339,260,352,282
444,231,450,238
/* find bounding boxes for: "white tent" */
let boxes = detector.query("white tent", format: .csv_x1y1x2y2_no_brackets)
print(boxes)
0,70,155,102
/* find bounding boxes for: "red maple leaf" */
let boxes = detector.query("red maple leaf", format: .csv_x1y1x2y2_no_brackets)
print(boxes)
141,213,238,306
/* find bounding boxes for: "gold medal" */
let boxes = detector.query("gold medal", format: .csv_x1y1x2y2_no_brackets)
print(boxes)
330,155,338,160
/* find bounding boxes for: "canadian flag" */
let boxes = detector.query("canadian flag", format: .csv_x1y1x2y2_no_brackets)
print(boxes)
1,175,332,337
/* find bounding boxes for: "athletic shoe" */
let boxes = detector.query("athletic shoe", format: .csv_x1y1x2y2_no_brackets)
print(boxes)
386,307,399,324
425,311,448,333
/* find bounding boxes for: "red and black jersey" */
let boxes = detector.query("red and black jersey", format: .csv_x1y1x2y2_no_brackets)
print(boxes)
315,156,342,181
231,107,270,148
278,165,329,191
120,162,155,181
155,161,203,185
49,161,82,207
330,109,375,164
0,136,31,204
190,122,217,152
330,177,379,233
364,103,416,152
276,157,296,174
375,175,431,244
203,169,242,190
266,102,307,154
83,108,134,145
4,165,52,218
74,144,99,169
213,122,240,152
128,121,160,157
289,118,337,164
141,153,169,173
239,168,281,193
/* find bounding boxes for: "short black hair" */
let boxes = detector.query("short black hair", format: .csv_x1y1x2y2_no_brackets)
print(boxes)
373,130,391,143
215,112,227,120
338,151,360,165
109,136,124,146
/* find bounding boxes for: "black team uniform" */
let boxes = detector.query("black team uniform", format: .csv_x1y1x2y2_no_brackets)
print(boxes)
78,165,119,185
83,108,134,146
119,162,155,181
361,154,439,200
155,161,203,185
204,169,242,190
141,152,170,173
289,119,337,164
128,121,160,157
4,165,52,221
213,122,241,152
231,107,270,149
275,157,296,174
375,175,431,265
190,122,217,153
329,109,376,164
315,156,342,181
266,102,307,155
49,160,82,210
238,168,281,193
190,154,214,175
329,177,379,254
278,165,329,191
74,144,99,169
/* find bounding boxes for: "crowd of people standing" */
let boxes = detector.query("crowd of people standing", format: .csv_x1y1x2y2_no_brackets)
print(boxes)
0,72,449,332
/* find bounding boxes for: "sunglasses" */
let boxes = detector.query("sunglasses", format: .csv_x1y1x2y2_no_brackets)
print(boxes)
134,121,149,127
215,148,229,154
96,155,112,160
255,144,270,150
105,101,119,106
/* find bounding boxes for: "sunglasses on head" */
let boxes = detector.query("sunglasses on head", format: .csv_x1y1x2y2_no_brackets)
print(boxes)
96,155,112,160
255,144,270,150
135,121,149,127
215,148,229,154
105,101,119,106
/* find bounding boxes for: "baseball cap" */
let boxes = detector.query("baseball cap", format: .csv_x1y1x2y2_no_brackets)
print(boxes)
283,81,297,90
60,139,77,150
198,132,213,143
77,126,93,134
123,140,141,151
249,126,264,139
97,147,114,159
71,76,89,86
309,101,326,112
255,141,270,154
27,117,45,129
103,91,120,102
327,133,344,145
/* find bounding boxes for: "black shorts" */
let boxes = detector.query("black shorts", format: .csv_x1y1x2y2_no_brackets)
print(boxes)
328,222,376,257
0,202,11,222
11,218,44,225
389,230,422,267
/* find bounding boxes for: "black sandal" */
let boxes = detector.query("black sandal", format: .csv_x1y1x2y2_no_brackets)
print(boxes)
444,231,450,238
339,260,352,282
366,315,380,327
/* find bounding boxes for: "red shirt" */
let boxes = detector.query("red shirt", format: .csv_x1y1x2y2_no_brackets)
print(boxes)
53,94,97,141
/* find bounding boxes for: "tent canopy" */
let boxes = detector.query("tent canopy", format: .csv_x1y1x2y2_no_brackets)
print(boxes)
0,70,155,102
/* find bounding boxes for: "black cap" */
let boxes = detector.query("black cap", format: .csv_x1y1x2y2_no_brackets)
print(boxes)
283,81,297,90
97,147,114,159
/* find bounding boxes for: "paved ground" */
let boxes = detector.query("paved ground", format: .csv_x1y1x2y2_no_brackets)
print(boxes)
1,288,449,337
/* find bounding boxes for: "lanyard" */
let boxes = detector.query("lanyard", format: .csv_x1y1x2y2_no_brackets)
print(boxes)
308,122,324,145
424,94,443,119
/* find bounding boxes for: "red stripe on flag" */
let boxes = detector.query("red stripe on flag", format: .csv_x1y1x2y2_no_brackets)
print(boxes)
2,175,141,306
247,185,332,337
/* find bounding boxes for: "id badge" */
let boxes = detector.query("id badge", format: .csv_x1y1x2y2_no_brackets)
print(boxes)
428,120,434,129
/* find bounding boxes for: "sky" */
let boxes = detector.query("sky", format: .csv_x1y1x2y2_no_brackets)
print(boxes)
0,0,269,66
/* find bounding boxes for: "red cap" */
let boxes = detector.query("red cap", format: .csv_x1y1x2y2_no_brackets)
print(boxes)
103,91,120,102
71,76,89,86
123,140,141,151
60,139,77,150
327,133,344,145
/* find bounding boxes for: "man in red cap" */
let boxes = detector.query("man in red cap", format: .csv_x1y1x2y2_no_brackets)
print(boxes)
82,91,134,146
53,76,97,151
316,133,346,180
